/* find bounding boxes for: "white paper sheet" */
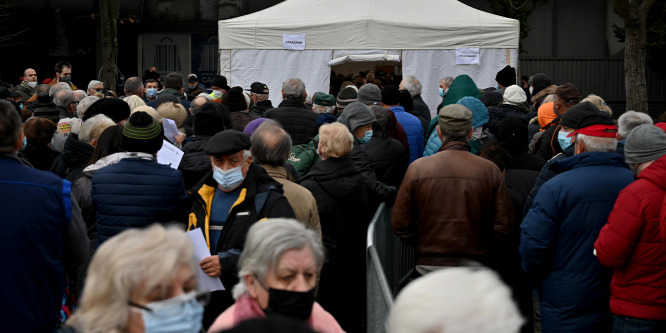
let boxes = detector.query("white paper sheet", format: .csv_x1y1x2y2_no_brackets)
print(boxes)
283,34,306,50
456,47,480,65
156,140,184,169
162,118,179,144
187,229,225,292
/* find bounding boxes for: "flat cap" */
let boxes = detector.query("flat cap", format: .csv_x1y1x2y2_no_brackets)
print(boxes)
205,129,251,156
438,104,473,131
314,93,335,107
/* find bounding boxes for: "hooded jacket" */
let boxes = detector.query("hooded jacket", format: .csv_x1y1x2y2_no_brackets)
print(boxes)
521,152,634,332
50,133,95,181
595,154,666,320
426,75,482,139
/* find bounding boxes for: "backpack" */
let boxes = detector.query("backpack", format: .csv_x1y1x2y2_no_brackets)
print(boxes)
287,136,320,176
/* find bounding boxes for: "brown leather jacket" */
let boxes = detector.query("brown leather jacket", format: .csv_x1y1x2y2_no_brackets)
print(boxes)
392,141,515,266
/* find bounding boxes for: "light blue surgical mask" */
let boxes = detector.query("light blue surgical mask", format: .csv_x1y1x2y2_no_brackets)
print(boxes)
358,130,373,144
19,103,24,111
146,88,158,98
558,130,573,151
20,136,27,151
134,291,205,333
438,88,445,98
213,161,247,191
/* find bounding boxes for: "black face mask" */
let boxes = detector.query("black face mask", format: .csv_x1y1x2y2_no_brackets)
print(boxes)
264,287,315,321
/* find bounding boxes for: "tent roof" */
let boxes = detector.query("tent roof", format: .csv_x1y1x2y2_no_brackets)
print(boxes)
218,0,519,50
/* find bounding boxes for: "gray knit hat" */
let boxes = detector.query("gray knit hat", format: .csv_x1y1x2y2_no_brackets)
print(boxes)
337,101,376,132
336,86,358,108
358,84,381,105
624,124,666,164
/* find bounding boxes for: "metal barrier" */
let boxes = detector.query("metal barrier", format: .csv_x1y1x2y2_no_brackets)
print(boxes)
366,203,416,333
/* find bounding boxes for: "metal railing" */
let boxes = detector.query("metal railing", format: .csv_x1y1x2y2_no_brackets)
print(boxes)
366,203,416,333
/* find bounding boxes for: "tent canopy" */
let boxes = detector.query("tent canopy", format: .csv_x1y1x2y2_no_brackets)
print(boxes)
219,0,519,50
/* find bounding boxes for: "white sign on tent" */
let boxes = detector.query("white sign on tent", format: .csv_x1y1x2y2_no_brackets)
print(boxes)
283,34,306,50
456,48,480,65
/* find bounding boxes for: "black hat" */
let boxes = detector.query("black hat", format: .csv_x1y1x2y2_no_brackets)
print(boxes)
204,129,251,156
194,103,226,136
187,74,198,83
560,101,613,129
246,82,269,94
531,73,551,96
83,98,131,123
495,66,516,87
122,111,164,154
222,87,247,112
381,84,401,106
211,75,230,91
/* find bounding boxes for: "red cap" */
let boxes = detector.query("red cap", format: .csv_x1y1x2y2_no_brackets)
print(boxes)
655,122,666,133
567,124,618,138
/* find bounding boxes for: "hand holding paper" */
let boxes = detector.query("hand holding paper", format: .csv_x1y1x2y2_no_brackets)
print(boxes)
187,229,225,292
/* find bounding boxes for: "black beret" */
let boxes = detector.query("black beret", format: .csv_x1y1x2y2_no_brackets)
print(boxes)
204,129,251,156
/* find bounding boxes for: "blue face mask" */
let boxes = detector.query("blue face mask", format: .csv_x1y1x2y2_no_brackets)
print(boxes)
19,103,24,111
358,130,373,144
558,130,573,151
438,88,445,98
146,88,158,98
20,136,27,151
135,291,204,333
213,161,247,191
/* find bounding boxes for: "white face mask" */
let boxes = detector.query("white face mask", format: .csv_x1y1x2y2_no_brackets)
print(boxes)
529,87,534,95
470,127,483,140
28,81,38,89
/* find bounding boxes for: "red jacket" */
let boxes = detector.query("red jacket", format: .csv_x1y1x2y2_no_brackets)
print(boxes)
595,154,666,320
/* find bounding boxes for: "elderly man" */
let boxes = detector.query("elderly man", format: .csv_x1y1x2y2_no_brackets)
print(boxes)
392,104,514,277
521,102,634,332
123,77,144,99
264,78,318,145
400,74,431,121
312,92,337,126
50,61,77,90
16,68,38,101
188,129,294,325
247,81,274,118
87,80,104,96
615,110,653,159
595,124,666,332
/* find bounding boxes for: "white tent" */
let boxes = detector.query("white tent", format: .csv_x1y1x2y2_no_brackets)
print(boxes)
219,0,519,116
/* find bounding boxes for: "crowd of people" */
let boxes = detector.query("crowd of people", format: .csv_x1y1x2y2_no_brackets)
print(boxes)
1,60,666,333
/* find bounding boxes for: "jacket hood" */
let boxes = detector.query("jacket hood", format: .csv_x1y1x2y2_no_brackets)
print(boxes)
441,75,482,108
62,133,94,167
550,151,625,174
532,73,552,96
637,154,666,190
83,151,154,176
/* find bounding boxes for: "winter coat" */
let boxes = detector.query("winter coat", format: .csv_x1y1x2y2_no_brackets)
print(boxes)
92,155,188,245
264,99,318,145
520,152,634,333
248,100,274,118
388,106,424,164
15,80,35,101
360,136,408,187
50,133,94,182
594,154,666,320
299,157,372,332
536,116,563,161
523,145,575,217
392,141,515,266
179,136,212,190
348,141,398,208
147,89,191,110
22,143,60,171
411,95,431,122
229,111,256,131
487,104,531,136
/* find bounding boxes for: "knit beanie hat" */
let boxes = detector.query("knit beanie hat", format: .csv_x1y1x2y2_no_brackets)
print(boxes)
357,84,381,105
193,103,226,136
537,102,557,129
456,96,488,129
381,84,401,106
531,73,551,96
503,85,527,106
222,87,248,112
495,66,516,87
480,90,503,107
243,118,268,136
624,124,666,164
337,101,376,132
83,98,131,123
122,111,164,153
336,86,358,108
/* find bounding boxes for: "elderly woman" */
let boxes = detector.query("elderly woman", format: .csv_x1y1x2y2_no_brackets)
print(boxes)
62,224,206,333
208,218,343,333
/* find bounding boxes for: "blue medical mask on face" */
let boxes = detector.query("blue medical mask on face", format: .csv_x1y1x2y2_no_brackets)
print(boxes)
438,88,445,98
358,130,373,144
135,291,204,333
20,136,27,151
146,88,158,98
213,160,247,191
558,130,573,151
19,103,24,111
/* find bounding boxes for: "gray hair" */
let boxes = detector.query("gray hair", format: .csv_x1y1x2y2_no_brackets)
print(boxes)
282,78,306,102
402,75,422,96
73,90,87,101
617,110,653,139
87,80,103,93
542,94,556,104
35,84,51,102
232,218,324,299
77,96,100,118
49,82,72,98
191,96,209,115
65,224,195,333
252,92,269,101
250,120,292,166
53,89,75,109
438,126,471,143
442,76,454,88
79,114,115,143
124,95,146,112
313,105,334,114
576,133,617,152
123,77,144,95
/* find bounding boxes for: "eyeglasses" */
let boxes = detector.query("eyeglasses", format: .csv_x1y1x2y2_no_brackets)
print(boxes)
129,290,210,317
95,88,104,93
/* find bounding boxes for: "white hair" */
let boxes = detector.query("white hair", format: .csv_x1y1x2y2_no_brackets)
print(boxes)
79,114,115,143
65,224,196,333
232,218,324,299
49,82,72,98
402,75,422,96
77,96,100,118
73,90,87,101
124,95,146,112
576,133,617,152
617,110,653,139
388,268,523,333
282,78,306,101
87,80,103,93
441,76,454,87
313,105,334,114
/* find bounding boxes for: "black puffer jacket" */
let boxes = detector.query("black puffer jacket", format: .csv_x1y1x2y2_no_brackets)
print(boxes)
264,99,318,145
298,157,372,333
360,137,407,187
248,100,274,118
50,134,94,181
179,136,211,190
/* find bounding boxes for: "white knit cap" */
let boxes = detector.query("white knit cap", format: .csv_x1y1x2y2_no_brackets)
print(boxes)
503,85,527,106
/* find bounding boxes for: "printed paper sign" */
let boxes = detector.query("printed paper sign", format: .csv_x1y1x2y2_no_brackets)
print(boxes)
283,34,306,50
456,48,480,65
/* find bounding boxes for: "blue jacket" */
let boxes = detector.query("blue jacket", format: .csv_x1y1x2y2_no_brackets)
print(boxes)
0,155,71,331
93,156,188,245
423,130,482,157
389,106,424,164
520,152,633,332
